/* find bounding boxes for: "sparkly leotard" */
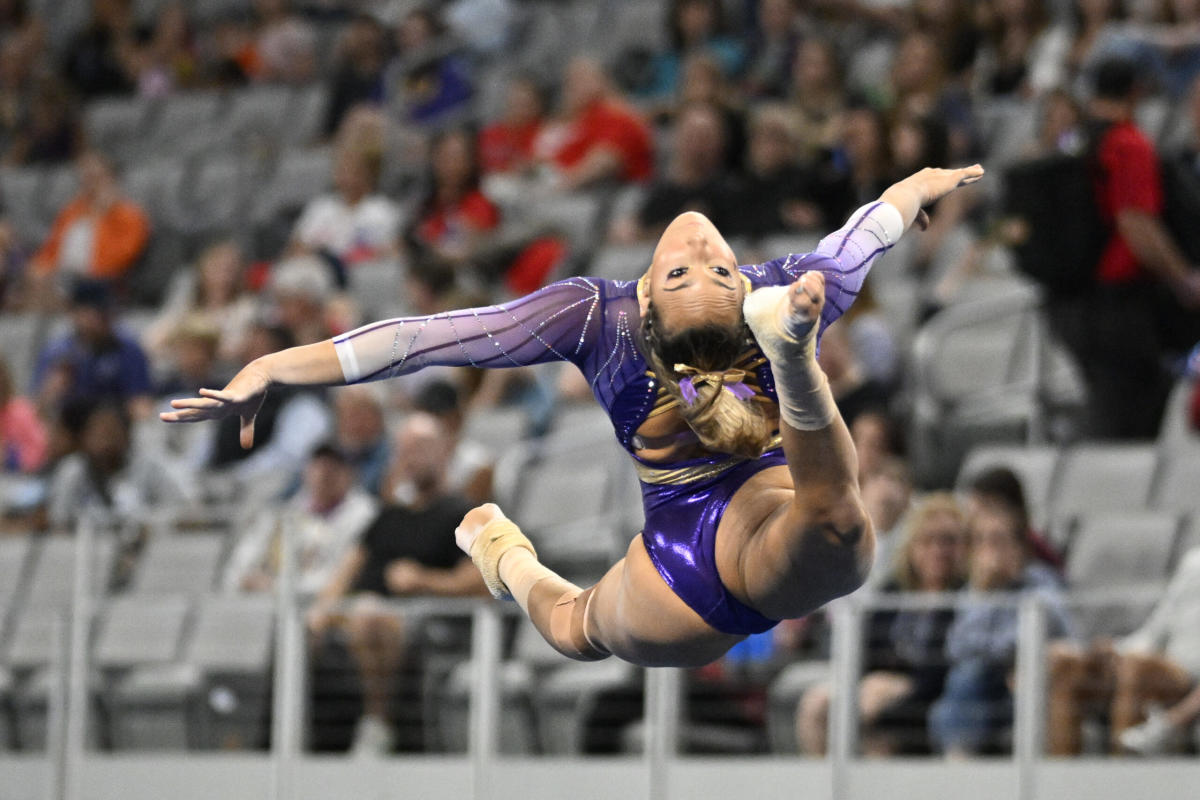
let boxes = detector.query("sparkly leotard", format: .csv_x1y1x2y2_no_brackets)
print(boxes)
333,202,902,635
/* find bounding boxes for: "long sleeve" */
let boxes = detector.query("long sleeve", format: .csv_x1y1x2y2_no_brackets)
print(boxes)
332,277,603,384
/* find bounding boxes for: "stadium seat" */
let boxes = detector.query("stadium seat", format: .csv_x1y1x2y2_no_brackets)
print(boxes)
161,154,246,235
0,313,48,397
765,659,831,754
145,91,226,159
956,443,1061,532
0,166,46,243
0,666,12,751
589,242,655,282
21,535,117,613
1157,379,1200,459
0,537,33,639
83,96,152,165
463,406,535,457
1065,512,1181,638
214,86,294,155
1153,452,1200,515
251,148,333,225
94,595,190,671
284,85,331,148
1052,443,1158,523
130,533,225,596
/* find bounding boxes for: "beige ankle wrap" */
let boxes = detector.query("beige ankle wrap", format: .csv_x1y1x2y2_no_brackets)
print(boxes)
469,518,537,600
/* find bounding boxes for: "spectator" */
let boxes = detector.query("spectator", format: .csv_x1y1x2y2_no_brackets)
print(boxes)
860,455,914,586
4,75,82,166
641,0,744,103
384,6,473,128
267,255,338,346
1065,0,1128,90
742,0,802,99
307,413,487,756
205,322,331,497
62,0,136,98
797,494,967,756
974,0,1071,98
0,355,46,474
610,102,738,243
478,74,545,176
406,127,500,275
1049,57,1200,439
332,385,390,497
28,150,150,295
152,315,224,399
253,0,317,85
409,379,493,505
729,102,836,240
928,502,1075,756
912,0,981,82
33,279,152,419
532,57,654,191
224,442,379,597
46,401,196,530
815,321,891,429
851,408,904,485
961,466,1064,576
125,1,197,98
835,104,893,218
324,14,389,137
789,38,847,167
842,279,900,387
888,30,978,162
143,240,256,370
290,147,401,272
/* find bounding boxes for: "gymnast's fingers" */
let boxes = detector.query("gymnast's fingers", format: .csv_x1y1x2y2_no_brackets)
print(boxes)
239,414,257,449
169,396,224,410
160,408,213,423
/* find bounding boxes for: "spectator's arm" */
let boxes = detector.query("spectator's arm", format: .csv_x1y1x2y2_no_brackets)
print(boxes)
1116,210,1200,306
386,558,488,597
232,393,331,482
559,145,623,191
310,544,367,623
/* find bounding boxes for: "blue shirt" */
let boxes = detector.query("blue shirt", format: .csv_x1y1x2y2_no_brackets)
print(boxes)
33,330,151,402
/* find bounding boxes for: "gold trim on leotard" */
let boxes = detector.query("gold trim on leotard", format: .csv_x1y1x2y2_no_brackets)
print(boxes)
632,433,784,485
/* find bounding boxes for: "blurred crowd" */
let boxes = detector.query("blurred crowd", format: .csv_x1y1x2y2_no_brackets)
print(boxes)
0,0,1199,758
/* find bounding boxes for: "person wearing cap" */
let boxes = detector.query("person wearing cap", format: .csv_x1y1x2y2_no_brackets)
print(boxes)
32,278,152,419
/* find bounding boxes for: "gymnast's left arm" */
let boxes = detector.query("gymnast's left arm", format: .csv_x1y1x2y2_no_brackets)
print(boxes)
161,278,604,446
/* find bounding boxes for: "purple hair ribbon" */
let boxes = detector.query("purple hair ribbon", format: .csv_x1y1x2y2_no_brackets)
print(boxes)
674,364,756,406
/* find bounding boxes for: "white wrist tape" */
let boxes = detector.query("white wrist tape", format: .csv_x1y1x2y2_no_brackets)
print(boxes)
743,284,837,430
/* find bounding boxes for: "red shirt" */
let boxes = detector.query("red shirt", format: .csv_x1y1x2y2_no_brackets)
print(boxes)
552,100,653,182
415,190,500,245
1095,120,1163,284
479,121,541,174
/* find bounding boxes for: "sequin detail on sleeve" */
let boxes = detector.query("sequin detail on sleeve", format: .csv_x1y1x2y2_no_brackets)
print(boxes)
332,278,603,384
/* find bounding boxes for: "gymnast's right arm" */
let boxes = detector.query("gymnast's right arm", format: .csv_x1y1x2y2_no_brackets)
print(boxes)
161,278,604,446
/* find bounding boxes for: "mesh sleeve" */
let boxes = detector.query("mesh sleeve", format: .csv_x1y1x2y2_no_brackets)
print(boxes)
332,277,603,384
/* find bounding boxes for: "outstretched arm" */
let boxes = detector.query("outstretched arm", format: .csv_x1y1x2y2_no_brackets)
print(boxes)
161,278,604,446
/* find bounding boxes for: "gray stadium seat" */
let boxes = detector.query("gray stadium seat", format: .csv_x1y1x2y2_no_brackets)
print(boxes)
162,154,245,234
1066,512,1181,638
93,595,191,671
252,148,332,224
130,533,225,596
956,443,1061,533
41,166,79,228
0,166,46,243
146,91,225,158
525,190,607,254
463,406,533,456
0,665,12,751
1157,379,1200,459
216,86,294,154
589,242,655,281
766,660,831,754
1153,453,1200,514
0,313,49,396
84,96,152,165
0,537,32,638
1052,443,1158,523
285,85,331,148
22,535,117,613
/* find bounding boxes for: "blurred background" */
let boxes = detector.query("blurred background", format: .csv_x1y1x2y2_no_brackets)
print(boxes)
0,0,1199,798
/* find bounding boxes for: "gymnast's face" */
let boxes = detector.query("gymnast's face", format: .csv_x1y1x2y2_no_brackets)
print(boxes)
641,212,744,333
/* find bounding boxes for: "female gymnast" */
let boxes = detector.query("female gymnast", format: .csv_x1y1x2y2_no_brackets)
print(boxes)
163,164,983,668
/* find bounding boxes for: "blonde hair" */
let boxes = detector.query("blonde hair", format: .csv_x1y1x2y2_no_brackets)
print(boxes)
890,492,966,591
639,302,775,459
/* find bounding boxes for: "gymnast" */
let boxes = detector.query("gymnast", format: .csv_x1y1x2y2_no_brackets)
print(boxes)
163,164,983,668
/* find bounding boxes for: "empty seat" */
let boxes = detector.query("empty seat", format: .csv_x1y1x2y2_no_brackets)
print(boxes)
252,148,332,224
284,85,331,148
956,443,1061,532
589,242,654,282
1157,379,1200,459
94,595,191,670
1053,444,1158,522
463,405,534,455
1155,453,1200,514
0,166,46,243
146,91,225,158
215,86,294,153
22,535,117,612
162,155,246,234
0,537,32,636
130,533,225,596
0,666,12,751
1066,512,1181,638
84,96,151,164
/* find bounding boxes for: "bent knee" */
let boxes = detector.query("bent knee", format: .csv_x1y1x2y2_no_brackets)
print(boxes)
798,486,875,592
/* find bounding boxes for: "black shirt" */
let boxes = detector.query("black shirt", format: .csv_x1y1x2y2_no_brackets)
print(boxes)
352,496,473,596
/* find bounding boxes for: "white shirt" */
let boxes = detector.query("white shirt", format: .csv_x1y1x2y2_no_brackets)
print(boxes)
1120,548,1200,681
59,217,96,275
292,193,402,264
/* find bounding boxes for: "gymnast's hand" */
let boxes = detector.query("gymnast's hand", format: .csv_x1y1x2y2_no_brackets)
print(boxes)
882,164,985,232
159,360,272,449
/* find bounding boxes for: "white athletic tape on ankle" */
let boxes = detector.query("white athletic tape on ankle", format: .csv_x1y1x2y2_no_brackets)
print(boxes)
743,284,837,431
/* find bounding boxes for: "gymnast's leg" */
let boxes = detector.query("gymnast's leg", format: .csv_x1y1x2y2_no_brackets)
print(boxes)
455,503,610,661
739,272,875,612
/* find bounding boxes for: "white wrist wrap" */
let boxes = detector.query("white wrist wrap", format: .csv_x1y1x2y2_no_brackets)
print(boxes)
743,284,837,430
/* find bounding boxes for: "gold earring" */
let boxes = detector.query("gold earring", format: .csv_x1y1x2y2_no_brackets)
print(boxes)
740,273,752,295
638,273,650,301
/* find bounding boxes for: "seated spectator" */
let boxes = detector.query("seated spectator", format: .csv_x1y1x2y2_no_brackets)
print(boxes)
835,104,893,219
788,38,847,168
33,279,152,419
531,57,654,191
28,151,150,298
741,0,802,100
252,0,317,85
0,355,46,474
610,102,738,243
852,408,905,484
929,502,1075,757
797,494,967,756
841,281,900,388
888,30,978,162
223,442,379,597
4,75,83,166
384,6,473,128
640,0,744,104
410,379,493,504
1048,545,1200,756
267,255,338,345
861,456,913,587
153,315,224,399
332,385,390,497
205,322,331,498
478,74,546,176
125,1,197,98
729,103,833,240
974,0,1070,99
62,0,136,99
324,14,388,137
46,401,197,530
289,147,402,271
664,53,747,173
961,466,1064,577
143,240,255,370
307,413,487,756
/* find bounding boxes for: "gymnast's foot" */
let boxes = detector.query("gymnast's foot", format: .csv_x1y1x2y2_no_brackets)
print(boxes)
744,271,825,356
456,503,537,601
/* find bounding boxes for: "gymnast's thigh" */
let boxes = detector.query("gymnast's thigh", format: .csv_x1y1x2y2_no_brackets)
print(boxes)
586,535,744,668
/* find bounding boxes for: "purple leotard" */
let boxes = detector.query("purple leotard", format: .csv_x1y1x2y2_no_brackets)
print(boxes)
333,202,902,635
